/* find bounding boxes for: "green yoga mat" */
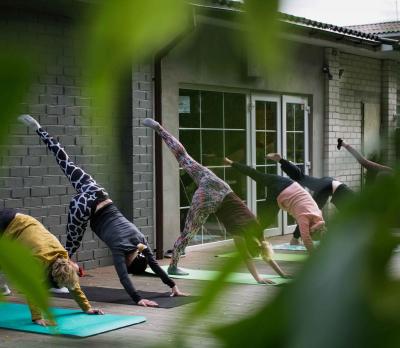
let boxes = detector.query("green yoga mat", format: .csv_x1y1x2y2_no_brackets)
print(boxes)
216,252,307,262
147,266,290,286
0,302,146,337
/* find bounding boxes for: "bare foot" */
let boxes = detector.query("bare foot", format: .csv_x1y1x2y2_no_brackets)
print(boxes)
266,153,282,162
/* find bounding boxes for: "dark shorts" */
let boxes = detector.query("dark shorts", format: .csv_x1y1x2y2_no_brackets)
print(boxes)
215,192,263,240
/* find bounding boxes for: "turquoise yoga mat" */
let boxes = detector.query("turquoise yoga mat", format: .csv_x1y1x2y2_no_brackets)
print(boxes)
216,252,307,262
272,242,319,251
0,302,146,337
272,243,308,251
147,266,290,286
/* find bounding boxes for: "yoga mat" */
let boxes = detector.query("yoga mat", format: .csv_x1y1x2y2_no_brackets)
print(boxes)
0,302,146,337
272,243,307,251
146,266,290,286
272,241,320,251
53,286,200,308
216,252,307,262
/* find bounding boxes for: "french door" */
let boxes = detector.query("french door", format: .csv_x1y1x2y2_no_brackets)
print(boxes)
250,94,309,236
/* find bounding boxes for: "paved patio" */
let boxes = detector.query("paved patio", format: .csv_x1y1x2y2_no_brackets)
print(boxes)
0,233,380,348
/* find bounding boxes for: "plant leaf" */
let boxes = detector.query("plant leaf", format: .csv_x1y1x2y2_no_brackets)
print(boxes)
0,237,52,321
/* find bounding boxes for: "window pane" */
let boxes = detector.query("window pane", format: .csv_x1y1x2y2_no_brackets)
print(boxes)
224,93,246,129
255,132,266,164
180,130,201,162
225,130,246,162
179,89,200,128
201,91,223,128
265,132,277,154
265,102,277,131
257,200,278,228
225,166,246,200
286,132,294,162
255,166,267,199
294,104,304,131
202,130,224,166
203,214,226,243
255,101,265,130
266,164,278,175
295,133,304,164
286,103,294,131
287,214,296,226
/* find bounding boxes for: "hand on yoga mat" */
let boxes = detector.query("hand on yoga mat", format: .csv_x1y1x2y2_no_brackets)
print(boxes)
256,278,275,285
170,285,190,297
86,308,105,315
138,299,159,307
34,319,57,327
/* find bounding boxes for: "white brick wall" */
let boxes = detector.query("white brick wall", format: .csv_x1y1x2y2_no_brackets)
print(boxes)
325,48,383,191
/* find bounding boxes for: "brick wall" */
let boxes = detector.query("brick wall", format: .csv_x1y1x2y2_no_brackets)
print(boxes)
132,64,155,246
0,10,155,269
324,48,382,191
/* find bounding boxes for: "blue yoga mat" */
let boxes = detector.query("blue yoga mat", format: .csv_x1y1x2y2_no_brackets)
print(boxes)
0,302,146,337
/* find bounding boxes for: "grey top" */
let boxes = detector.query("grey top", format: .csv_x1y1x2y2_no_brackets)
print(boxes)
90,203,175,303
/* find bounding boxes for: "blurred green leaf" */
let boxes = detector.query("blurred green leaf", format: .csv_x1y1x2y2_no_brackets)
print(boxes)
0,236,52,321
0,54,32,147
213,172,400,348
83,0,188,127
241,0,284,75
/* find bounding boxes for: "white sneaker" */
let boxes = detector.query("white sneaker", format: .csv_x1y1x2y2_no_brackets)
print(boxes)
49,287,69,294
18,114,41,129
1,284,11,296
142,118,160,130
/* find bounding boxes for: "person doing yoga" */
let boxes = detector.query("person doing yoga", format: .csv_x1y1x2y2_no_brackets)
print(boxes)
19,115,186,308
225,158,327,252
337,138,393,185
143,118,288,283
0,208,103,326
266,153,355,245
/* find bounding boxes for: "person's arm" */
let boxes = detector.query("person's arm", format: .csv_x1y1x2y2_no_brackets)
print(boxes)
233,236,274,284
68,283,104,315
143,248,188,296
298,218,314,252
342,142,392,172
259,241,289,278
143,248,175,288
113,253,158,307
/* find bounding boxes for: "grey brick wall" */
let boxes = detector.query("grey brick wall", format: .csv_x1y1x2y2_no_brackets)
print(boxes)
324,48,383,191
132,64,155,246
0,10,148,269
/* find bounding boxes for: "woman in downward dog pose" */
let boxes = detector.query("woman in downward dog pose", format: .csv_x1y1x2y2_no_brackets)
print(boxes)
0,208,103,326
19,115,186,307
266,153,355,245
143,118,289,283
225,158,327,252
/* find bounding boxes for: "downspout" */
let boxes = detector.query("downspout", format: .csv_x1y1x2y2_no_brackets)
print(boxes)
153,12,196,259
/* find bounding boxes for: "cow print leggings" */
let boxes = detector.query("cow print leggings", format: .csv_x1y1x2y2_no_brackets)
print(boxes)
36,128,108,257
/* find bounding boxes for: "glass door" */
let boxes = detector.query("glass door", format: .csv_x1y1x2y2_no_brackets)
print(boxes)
178,89,248,245
282,95,309,234
250,95,283,236
250,94,309,236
